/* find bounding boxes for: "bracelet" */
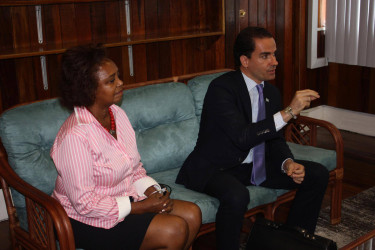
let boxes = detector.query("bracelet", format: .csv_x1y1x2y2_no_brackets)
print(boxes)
148,187,167,197
148,190,160,197
284,106,297,119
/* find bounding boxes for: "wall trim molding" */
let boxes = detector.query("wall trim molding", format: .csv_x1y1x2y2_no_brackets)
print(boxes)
301,105,375,137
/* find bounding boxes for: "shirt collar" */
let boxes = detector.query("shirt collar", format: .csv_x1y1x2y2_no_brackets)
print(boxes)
241,72,264,91
74,105,118,126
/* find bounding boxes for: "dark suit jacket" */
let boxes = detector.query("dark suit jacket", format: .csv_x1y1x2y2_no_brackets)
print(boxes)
176,70,294,191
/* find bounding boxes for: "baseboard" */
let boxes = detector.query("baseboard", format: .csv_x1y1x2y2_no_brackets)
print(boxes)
300,105,375,137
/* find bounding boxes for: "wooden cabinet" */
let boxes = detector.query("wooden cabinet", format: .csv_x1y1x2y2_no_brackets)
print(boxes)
0,0,225,112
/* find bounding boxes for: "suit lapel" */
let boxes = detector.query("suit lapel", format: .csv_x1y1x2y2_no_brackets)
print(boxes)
263,82,272,118
234,70,252,122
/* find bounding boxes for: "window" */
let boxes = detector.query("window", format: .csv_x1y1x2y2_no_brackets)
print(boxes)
307,0,328,69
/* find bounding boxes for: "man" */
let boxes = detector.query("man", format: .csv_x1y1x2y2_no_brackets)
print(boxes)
176,26,329,250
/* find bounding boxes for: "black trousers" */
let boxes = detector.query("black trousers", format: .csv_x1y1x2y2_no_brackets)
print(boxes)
203,160,329,250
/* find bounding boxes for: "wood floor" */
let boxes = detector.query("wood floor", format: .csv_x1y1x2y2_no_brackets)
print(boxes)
1,129,375,250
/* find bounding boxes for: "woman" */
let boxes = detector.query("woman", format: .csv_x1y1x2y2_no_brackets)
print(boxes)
51,44,202,250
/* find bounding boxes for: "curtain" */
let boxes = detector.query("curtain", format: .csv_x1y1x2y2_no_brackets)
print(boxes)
326,0,375,67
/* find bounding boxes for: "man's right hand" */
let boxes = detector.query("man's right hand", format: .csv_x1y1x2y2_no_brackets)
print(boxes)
282,89,320,122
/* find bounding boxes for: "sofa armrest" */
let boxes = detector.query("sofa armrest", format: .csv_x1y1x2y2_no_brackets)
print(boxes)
284,115,344,224
0,141,75,250
285,115,344,172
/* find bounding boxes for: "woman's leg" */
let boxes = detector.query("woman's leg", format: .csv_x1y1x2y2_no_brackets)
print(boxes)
169,200,202,249
140,200,201,250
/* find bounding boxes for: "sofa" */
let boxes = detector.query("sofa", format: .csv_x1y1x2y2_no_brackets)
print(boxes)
0,69,343,249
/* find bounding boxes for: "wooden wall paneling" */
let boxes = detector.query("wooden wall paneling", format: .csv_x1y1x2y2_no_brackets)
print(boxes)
369,69,375,114
130,0,145,36
90,2,106,44
257,0,267,28
105,1,121,43
27,6,39,47
195,0,206,72
144,0,159,80
145,43,159,80
44,54,61,98
205,0,222,31
361,67,371,113
11,6,32,49
238,0,248,31
0,60,19,112
225,0,236,68
0,7,13,51
198,0,207,70
214,35,226,69
75,3,92,44
130,0,147,83
338,65,364,112
0,86,2,112
169,1,183,76
115,1,130,85
248,0,258,27
32,56,48,99
326,63,339,108
132,44,147,82
293,0,307,91
170,40,184,76
43,4,63,47
266,0,276,35
275,0,293,105
59,4,78,46
157,0,171,79
15,58,37,103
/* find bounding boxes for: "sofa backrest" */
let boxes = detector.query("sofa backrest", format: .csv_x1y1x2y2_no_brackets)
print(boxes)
120,82,199,174
187,71,228,120
0,82,199,207
0,99,71,208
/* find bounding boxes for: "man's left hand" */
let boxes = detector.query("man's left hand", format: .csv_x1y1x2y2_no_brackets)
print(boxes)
284,161,305,184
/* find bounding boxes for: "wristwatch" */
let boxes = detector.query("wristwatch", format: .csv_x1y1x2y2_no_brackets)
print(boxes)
284,106,297,119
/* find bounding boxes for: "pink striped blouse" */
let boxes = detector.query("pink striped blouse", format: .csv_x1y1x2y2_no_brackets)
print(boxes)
51,105,158,229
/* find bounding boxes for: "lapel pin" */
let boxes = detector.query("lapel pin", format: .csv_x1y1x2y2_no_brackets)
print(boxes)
266,98,269,102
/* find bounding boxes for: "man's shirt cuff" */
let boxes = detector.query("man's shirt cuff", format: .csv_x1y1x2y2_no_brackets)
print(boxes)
274,112,287,131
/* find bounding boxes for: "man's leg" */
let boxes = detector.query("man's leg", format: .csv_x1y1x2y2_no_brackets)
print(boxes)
261,160,329,233
204,165,252,250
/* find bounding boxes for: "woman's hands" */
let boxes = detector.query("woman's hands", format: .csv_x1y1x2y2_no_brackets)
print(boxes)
131,187,173,214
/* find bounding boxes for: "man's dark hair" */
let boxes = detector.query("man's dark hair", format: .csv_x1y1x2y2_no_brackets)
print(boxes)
233,26,274,67
60,44,108,110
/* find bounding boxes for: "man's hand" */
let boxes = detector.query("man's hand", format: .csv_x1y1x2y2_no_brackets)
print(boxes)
282,89,320,122
289,89,320,115
283,160,305,184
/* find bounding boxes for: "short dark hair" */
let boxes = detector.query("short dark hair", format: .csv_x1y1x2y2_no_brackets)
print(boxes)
60,44,108,110
233,26,273,67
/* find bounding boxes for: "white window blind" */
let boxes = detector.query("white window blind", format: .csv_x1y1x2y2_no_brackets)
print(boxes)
326,0,375,68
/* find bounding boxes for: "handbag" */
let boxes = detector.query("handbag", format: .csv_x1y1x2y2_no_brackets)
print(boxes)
246,217,337,250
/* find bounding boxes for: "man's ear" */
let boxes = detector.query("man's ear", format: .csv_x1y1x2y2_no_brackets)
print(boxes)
240,55,248,68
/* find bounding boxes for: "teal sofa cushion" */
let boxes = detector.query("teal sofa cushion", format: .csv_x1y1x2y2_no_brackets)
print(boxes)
0,99,71,209
287,142,337,171
150,168,277,224
120,82,199,174
187,71,227,117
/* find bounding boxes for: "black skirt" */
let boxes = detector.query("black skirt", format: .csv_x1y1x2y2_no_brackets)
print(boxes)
70,213,157,250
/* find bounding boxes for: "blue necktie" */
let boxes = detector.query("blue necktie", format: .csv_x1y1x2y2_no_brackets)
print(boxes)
251,84,266,185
